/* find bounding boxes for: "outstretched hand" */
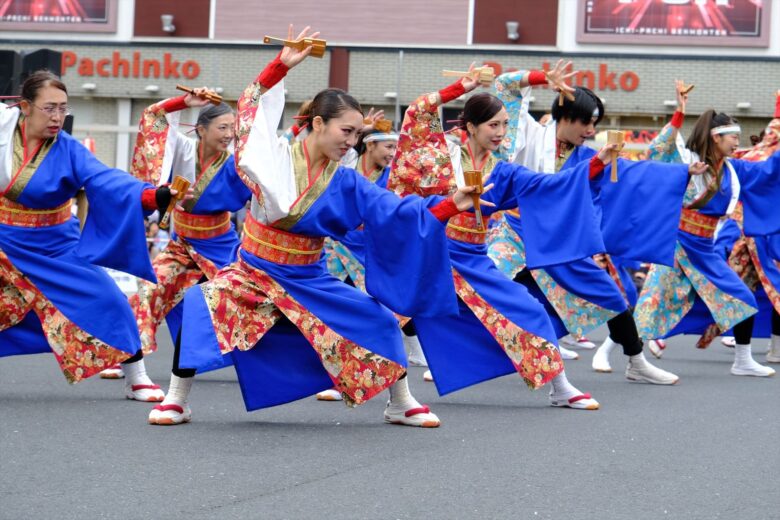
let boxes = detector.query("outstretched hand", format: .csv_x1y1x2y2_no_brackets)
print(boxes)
689,161,708,176
597,142,622,163
544,59,577,99
279,25,321,69
453,182,496,212
184,87,215,108
460,62,482,93
676,79,691,113
362,107,386,132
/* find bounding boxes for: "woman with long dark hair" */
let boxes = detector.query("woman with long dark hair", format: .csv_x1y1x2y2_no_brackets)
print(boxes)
635,81,780,377
488,66,695,382
148,26,483,427
389,67,617,410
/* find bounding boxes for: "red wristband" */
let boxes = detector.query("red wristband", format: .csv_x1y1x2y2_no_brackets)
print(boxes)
158,95,188,114
671,110,685,129
258,54,290,90
528,70,548,86
429,197,460,223
774,95,780,118
438,81,467,105
141,188,158,211
589,155,606,180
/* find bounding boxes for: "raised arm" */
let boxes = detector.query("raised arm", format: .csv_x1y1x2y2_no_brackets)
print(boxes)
493,59,575,162
647,80,691,163
130,89,214,186
234,25,317,220
388,70,479,198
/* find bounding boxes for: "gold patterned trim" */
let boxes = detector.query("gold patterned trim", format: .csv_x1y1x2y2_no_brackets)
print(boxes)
181,147,229,212
6,119,56,201
274,141,338,231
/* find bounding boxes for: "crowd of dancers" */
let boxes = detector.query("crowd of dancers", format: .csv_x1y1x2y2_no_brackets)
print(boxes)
2,25,779,428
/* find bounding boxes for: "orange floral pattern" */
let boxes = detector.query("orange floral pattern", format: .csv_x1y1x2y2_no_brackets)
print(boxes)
201,257,405,406
234,78,265,201
0,249,130,383
445,213,489,245
696,203,780,348
130,237,219,354
453,269,562,389
388,92,457,199
130,101,172,185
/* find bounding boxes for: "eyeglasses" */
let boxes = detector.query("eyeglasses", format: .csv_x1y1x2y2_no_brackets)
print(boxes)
31,103,71,117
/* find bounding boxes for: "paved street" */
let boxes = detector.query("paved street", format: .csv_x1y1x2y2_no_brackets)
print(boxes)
1,328,778,520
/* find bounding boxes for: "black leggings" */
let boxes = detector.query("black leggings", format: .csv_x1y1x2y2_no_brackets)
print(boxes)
171,328,197,378
733,316,755,346
774,310,780,336
170,275,210,378
606,310,643,357
726,307,780,345
402,320,416,337
514,269,643,357
122,349,144,365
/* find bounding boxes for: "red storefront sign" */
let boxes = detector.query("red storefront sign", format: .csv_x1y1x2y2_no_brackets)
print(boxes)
483,61,640,92
62,51,201,79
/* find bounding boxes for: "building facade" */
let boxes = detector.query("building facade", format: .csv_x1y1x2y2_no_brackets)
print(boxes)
1,0,778,169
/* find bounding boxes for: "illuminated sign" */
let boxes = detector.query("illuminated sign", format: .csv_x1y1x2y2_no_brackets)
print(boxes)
577,0,770,47
0,0,117,33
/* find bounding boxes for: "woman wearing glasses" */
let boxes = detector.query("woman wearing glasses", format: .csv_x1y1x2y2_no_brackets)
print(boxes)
0,71,179,391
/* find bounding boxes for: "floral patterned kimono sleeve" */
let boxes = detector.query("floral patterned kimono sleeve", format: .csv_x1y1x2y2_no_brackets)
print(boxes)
388,91,460,198
235,78,296,223
646,119,687,164
130,96,195,186
739,117,780,162
733,150,780,236
492,71,535,163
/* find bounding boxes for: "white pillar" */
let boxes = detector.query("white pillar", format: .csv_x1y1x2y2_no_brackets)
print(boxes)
115,99,132,171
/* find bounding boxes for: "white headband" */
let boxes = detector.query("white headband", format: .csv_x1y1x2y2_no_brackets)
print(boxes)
711,125,741,136
363,133,399,143
592,108,600,119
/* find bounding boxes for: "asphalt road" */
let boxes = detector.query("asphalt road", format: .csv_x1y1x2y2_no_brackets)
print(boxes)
1,328,778,520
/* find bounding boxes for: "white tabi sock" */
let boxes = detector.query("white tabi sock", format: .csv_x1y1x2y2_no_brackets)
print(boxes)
121,358,153,386
551,370,579,398
161,374,194,406
387,376,421,411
